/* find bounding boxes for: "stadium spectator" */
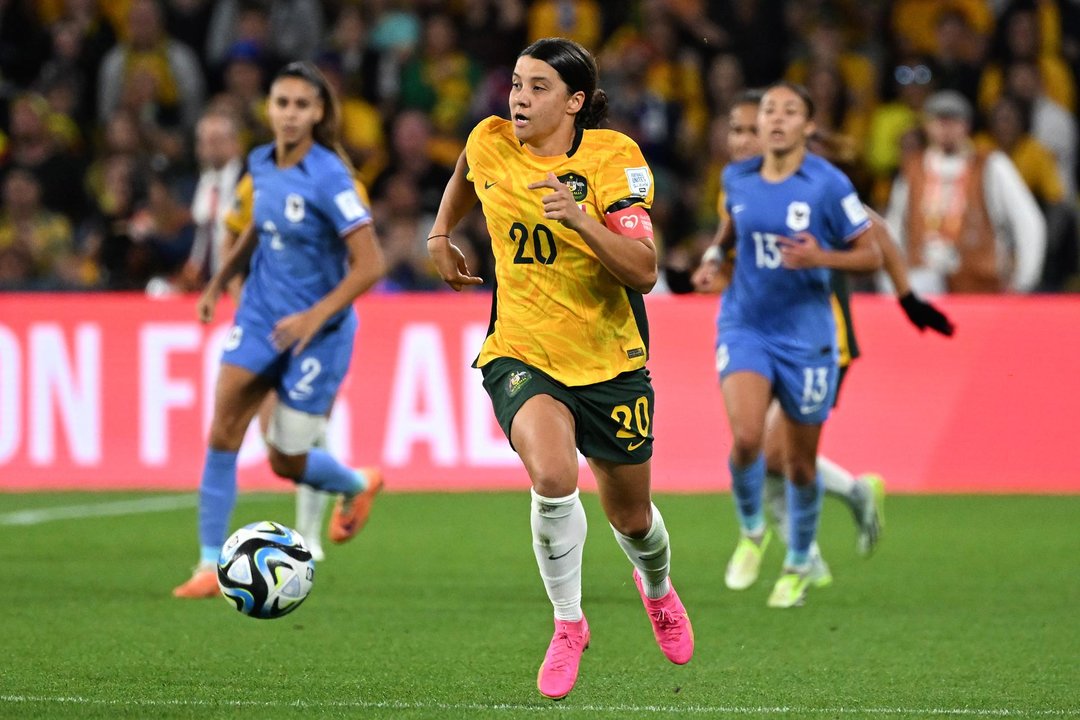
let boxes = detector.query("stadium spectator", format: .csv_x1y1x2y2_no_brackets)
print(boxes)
458,0,526,70
980,94,1077,290
81,152,141,289
373,110,455,218
704,53,747,117
398,13,481,138
427,37,694,700
96,0,206,130
162,0,214,62
925,8,983,105
321,3,394,107
0,0,52,88
174,110,244,290
785,17,877,132
979,5,1076,112
1004,59,1078,198
127,172,195,291
526,0,602,50
0,168,86,288
34,19,97,128
2,92,88,222
865,57,935,208
885,90,1047,294
205,0,323,69
215,40,271,148
890,0,994,58
314,52,387,187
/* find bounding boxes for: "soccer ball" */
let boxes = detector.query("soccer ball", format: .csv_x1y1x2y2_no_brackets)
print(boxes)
217,521,315,619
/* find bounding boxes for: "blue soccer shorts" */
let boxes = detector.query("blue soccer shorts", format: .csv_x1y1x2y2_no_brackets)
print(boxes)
716,325,838,426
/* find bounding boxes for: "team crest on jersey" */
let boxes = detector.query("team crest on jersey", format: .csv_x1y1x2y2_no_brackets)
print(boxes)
786,201,811,231
506,369,533,397
557,172,588,202
285,193,305,223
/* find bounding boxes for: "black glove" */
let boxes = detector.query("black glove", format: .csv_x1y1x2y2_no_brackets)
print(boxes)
899,291,955,337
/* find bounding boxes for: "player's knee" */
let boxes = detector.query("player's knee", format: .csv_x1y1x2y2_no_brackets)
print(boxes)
609,510,650,538
729,429,763,464
207,420,246,452
529,467,577,499
785,458,817,486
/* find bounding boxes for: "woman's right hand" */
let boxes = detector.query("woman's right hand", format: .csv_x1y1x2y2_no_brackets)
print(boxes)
196,285,221,324
427,235,484,292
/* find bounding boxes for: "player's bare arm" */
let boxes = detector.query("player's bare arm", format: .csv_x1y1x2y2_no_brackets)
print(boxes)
865,207,955,336
428,150,484,291
527,171,658,293
692,218,735,293
778,226,882,273
197,222,258,323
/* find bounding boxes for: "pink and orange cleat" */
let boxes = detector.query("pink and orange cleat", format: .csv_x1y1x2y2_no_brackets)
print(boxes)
633,570,694,665
329,467,384,544
172,566,218,599
537,616,590,700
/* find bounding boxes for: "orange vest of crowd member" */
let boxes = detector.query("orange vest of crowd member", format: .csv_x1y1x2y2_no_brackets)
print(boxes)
902,149,1004,293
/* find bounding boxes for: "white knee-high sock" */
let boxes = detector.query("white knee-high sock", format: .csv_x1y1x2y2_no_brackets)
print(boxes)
764,472,788,543
818,456,857,508
295,427,331,558
531,489,587,621
612,503,671,599
295,484,330,552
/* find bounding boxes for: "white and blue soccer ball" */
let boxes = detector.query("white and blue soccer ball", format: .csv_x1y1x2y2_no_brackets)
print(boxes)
217,521,315,619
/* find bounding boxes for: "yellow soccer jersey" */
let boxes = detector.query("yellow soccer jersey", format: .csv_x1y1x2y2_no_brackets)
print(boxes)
223,171,372,236
466,116,655,386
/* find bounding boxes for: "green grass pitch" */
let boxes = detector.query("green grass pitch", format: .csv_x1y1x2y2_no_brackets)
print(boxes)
2,490,1078,719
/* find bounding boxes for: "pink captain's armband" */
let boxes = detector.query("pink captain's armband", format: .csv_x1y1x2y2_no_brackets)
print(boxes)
605,205,654,240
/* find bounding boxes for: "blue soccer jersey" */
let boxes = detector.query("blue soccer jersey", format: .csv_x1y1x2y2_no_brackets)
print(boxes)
223,143,372,414
242,142,372,326
720,153,870,355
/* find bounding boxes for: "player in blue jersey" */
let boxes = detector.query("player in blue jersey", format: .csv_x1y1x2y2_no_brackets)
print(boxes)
716,82,883,608
695,91,954,593
174,62,386,598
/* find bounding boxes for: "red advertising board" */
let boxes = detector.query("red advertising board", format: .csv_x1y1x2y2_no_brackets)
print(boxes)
0,292,1077,493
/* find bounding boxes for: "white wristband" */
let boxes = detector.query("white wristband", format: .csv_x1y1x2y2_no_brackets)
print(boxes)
702,245,722,263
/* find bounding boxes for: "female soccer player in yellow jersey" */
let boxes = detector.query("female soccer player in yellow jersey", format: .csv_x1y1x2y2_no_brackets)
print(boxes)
427,37,693,700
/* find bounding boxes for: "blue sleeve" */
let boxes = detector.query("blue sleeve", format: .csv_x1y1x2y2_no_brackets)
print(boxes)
318,156,371,237
721,166,734,215
821,169,870,249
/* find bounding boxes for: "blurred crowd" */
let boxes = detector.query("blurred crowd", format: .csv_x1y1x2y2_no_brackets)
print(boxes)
0,0,1077,293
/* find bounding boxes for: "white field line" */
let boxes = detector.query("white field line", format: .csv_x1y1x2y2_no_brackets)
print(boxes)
0,493,269,526
0,696,1077,717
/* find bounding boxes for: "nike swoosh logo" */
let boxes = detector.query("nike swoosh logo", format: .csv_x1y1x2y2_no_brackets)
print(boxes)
547,545,577,561
484,180,499,189
628,439,646,451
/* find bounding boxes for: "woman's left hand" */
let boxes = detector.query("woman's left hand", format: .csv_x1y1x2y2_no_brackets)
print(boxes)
271,310,324,355
778,232,824,269
528,172,587,230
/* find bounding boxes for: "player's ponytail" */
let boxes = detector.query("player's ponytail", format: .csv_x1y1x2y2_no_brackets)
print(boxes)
520,37,607,129
273,61,359,177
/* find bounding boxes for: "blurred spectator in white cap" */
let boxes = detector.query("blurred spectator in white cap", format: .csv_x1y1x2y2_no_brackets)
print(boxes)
884,90,1047,294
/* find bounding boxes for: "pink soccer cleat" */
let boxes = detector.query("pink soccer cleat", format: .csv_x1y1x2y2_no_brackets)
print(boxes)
633,569,694,665
536,616,590,700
